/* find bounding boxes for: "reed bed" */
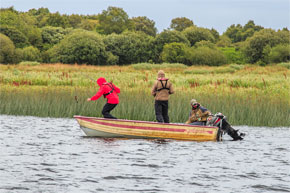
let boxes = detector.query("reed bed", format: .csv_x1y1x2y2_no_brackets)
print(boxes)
0,63,289,126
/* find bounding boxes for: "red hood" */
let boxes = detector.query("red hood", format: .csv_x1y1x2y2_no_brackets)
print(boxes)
97,77,106,86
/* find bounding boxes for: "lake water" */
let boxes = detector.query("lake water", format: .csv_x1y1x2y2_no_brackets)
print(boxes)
0,115,289,193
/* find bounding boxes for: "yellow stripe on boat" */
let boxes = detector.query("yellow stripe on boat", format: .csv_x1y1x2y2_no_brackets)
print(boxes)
74,115,220,142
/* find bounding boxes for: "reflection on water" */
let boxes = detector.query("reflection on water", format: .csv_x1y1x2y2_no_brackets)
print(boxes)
0,115,289,193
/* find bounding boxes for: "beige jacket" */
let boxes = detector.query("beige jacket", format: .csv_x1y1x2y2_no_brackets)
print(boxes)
185,107,211,124
151,78,174,101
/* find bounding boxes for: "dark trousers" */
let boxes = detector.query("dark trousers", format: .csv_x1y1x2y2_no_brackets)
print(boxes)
102,103,117,119
155,100,169,123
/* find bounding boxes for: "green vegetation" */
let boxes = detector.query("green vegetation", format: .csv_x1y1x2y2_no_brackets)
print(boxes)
0,64,289,127
1,7,288,66
0,6,289,126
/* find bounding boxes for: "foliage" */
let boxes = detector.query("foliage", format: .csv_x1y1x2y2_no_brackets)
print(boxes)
78,19,98,31
27,7,50,27
67,14,83,28
104,32,154,65
0,7,289,66
131,16,157,36
269,44,290,63
209,28,220,42
170,17,194,31
46,12,70,28
0,25,30,48
24,26,43,49
0,33,15,64
188,47,227,66
0,8,43,48
0,7,22,27
182,26,215,46
152,30,190,63
224,20,264,43
216,35,231,47
219,47,245,64
243,29,290,64
96,6,134,34
195,40,217,49
47,30,111,65
41,26,72,50
17,46,41,62
161,42,190,64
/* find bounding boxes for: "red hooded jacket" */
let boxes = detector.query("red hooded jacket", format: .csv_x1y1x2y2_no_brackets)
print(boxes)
90,77,120,104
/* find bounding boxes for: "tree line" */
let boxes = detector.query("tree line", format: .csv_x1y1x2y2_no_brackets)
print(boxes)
0,6,289,66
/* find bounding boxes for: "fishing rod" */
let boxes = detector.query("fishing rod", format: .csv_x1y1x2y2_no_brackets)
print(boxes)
74,87,79,103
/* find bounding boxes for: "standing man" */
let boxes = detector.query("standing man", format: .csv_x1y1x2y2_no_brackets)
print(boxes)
151,70,174,123
87,77,120,119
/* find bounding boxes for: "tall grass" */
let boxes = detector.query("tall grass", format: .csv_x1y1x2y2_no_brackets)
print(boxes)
0,86,289,126
0,63,289,126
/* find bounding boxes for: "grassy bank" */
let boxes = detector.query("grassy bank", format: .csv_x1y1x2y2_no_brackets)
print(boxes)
0,63,289,126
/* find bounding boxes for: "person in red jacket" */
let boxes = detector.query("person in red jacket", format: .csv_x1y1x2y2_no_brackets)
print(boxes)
87,77,120,119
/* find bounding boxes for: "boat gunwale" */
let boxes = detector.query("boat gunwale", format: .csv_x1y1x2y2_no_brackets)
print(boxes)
74,115,218,129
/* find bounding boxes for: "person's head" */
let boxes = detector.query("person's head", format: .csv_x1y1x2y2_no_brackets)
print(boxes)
97,77,106,86
157,70,165,78
190,99,200,110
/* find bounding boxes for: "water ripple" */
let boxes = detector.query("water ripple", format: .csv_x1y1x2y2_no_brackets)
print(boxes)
0,115,290,193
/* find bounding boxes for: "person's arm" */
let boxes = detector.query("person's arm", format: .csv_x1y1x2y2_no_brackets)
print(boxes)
185,112,196,124
200,108,211,118
169,82,174,94
87,87,104,101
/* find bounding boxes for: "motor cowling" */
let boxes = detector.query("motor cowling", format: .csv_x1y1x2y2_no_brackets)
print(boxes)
207,113,244,141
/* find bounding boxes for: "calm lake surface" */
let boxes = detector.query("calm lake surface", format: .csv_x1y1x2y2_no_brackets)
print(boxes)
0,115,289,193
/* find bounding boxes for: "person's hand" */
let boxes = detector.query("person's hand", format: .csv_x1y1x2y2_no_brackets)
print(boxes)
87,98,91,101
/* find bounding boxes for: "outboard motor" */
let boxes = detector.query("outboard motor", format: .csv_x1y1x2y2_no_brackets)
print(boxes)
207,113,245,141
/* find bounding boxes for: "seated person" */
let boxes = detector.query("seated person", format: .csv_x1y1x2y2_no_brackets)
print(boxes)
185,99,211,126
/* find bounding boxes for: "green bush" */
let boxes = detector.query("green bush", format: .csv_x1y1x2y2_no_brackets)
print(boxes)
243,29,290,64
219,47,245,64
269,44,290,63
188,47,227,66
195,40,216,49
0,25,30,48
182,26,215,46
18,46,41,62
161,42,190,64
152,30,190,63
47,30,110,65
0,33,15,64
41,26,72,46
216,35,232,47
104,32,153,65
